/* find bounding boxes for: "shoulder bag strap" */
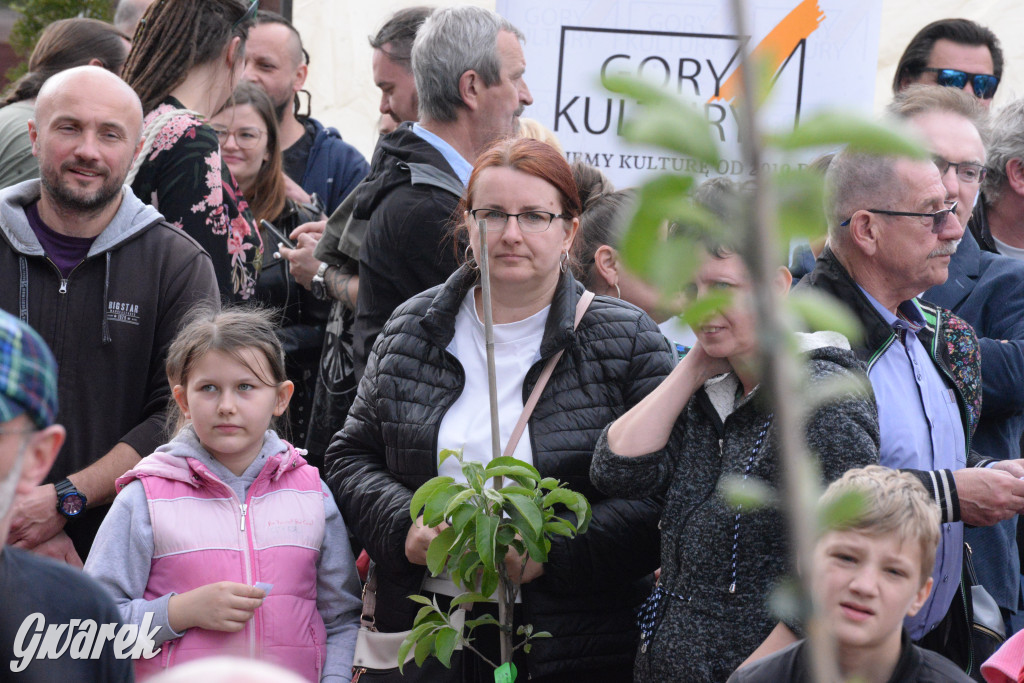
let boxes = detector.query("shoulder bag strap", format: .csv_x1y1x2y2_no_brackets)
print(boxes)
494,290,596,487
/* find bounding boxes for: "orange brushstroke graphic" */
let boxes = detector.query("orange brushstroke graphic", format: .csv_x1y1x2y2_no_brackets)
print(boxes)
711,0,825,103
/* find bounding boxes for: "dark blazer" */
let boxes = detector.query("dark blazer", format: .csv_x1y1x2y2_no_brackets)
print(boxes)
924,228,1024,614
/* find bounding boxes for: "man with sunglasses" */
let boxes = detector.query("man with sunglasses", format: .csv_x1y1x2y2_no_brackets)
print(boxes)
894,18,1003,108
891,85,1024,638
798,148,1024,672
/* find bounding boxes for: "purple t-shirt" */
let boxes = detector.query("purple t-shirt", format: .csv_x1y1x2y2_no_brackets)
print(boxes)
25,202,96,278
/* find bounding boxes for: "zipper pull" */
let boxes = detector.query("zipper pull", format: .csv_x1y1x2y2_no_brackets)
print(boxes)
240,503,247,532
718,439,724,455
58,279,68,294
729,582,736,594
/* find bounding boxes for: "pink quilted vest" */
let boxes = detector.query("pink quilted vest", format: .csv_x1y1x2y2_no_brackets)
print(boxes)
117,444,327,681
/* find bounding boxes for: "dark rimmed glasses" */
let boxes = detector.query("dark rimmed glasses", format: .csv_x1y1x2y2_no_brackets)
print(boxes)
934,156,987,184
210,125,265,150
470,209,568,233
922,67,1000,99
840,201,958,234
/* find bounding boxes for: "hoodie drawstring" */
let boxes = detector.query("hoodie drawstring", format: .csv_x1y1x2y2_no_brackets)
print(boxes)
18,255,29,322
101,251,112,345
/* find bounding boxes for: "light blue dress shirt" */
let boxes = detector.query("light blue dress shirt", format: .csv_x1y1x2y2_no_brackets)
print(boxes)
412,123,473,187
859,287,965,640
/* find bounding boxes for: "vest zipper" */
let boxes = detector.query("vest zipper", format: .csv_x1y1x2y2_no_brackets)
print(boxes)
239,503,247,532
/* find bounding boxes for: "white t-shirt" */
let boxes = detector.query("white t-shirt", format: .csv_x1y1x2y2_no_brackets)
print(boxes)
994,235,1024,261
437,287,549,483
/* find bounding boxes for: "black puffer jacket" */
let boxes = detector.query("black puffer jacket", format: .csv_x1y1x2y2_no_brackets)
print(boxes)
325,266,674,677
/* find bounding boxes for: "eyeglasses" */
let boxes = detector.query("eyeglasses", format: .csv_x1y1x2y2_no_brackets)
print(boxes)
921,67,1000,99
840,202,958,233
232,0,258,31
933,156,987,184
210,125,265,150
470,208,568,233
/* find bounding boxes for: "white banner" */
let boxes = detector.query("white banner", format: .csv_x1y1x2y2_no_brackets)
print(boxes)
497,0,884,188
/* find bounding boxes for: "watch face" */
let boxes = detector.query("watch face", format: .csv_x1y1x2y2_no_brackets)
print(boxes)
60,494,85,517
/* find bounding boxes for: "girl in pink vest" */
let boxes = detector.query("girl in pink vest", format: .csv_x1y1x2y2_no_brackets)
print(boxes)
85,307,362,682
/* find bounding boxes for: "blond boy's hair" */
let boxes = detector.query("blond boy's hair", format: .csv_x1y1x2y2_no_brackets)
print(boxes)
819,466,940,583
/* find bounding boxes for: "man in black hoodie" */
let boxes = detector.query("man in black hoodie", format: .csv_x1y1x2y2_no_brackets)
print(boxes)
0,66,218,562
347,5,533,384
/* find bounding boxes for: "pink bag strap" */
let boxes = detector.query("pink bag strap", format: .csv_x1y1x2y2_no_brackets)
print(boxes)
495,290,595,487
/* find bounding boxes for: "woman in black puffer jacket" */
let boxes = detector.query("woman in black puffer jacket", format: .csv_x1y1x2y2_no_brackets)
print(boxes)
325,138,674,681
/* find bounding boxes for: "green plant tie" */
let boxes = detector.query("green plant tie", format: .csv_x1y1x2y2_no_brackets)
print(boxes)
494,662,517,682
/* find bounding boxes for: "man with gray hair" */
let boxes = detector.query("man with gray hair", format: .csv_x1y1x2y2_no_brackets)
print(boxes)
971,100,1024,258
348,5,532,382
890,84,1024,633
798,148,1024,668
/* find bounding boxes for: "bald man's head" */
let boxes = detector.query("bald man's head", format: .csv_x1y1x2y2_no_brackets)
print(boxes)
29,66,144,216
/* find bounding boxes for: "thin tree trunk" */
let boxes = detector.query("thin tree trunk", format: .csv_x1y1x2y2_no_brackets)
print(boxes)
726,1,838,680
476,219,514,666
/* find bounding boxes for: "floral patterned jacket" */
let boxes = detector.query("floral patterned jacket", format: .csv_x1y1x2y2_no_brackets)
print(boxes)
131,97,262,300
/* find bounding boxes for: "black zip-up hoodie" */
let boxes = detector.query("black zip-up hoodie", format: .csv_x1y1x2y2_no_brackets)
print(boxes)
0,180,219,555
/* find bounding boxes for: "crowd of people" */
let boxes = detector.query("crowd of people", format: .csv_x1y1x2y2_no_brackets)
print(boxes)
3,2,1024,682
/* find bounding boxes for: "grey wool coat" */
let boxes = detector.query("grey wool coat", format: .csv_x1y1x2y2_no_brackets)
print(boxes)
591,332,881,683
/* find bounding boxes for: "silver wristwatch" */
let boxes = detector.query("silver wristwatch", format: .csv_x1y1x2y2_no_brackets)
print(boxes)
310,262,330,301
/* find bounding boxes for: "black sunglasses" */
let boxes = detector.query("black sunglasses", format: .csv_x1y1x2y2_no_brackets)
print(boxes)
921,67,1000,99
840,201,958,234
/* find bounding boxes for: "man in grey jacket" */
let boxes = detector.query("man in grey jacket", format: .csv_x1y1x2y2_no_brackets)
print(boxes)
0,66,218,562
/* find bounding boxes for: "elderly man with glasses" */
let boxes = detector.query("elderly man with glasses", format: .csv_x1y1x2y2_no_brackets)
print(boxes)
889,85,1024,640
797,142,1024,673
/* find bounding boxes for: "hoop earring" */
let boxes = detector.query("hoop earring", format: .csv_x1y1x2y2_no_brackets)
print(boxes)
465,244,479,271
559,250,569,273
614,281,622,299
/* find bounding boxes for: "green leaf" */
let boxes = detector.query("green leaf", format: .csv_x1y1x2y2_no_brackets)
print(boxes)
538,477,560,490
426,526,458,576
543,518,577,537
450,592,489,607
496,525,516,547
476,514,499,569
768,110,928,159
774,168,827,245
457,550,481,586
602,74,720,165
480,567,498,599
413,631,436,667
504,493,543,539
397,633,416,673
443,488,477,519
786,289,864,344
818,489,869,531
464,613,501,630
464,461,486,491
435,627,459,668
484,457,541,482
409,476,455,521
531,630,552,639
681,291,733,330
450,503,477,536
413,604,437,626
520,530,550,563
718,474,777,511
408,594,434,607
438,448,463,467
423,484,461,526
